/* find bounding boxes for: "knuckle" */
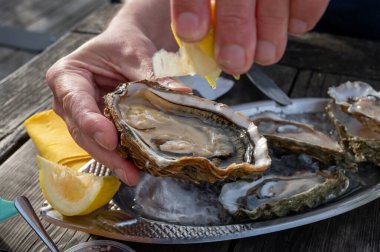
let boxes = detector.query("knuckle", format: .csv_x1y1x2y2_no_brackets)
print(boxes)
45,58,69,84
257,12,288,27
219,11,251,29
172,0,201,12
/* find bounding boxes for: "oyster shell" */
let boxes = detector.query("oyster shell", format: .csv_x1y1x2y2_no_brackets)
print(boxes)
219,169,349,220
328,81,380,133
251,114,355,169
326,101,380,165
104,81,271,183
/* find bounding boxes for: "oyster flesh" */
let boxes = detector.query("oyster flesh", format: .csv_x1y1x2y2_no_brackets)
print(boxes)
251,114,355,168
104,81,271,183
328,81,380,133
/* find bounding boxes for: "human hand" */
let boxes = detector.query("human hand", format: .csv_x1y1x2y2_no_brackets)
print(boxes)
46,0,191,186
171,0,330,75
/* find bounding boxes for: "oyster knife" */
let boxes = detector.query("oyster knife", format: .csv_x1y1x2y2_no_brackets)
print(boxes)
245,65,292,106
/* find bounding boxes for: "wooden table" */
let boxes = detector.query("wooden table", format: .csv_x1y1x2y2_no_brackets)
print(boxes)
1,3,380,252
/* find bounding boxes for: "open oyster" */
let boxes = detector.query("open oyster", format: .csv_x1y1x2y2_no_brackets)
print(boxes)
219,169,349,220
251,114,356,169
104,81,271,183
326,101,380,166
328,81,380,133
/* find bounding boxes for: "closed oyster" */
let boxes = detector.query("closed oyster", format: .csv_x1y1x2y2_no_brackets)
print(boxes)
326,101,380,165
219,169,349,220
104,81,271,183
328,81,380,133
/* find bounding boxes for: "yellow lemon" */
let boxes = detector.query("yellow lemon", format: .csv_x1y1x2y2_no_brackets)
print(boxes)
37,155,120,216
153,1,221,88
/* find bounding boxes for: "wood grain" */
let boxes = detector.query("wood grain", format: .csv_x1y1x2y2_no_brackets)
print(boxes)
0,0,106,80
282,32,380,81
75,4,121,34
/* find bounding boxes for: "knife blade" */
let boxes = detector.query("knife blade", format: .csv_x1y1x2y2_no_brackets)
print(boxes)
245,65,292,106
175,75,234,100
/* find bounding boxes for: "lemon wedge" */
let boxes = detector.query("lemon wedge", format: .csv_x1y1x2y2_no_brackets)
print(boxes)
153,1,221,88
37,155,120,216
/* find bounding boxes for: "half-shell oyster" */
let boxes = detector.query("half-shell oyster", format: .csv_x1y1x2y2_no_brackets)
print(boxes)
328,81,380,133
252,116,344,164
104,81,271,183
326,101,380,165
219,168,349,220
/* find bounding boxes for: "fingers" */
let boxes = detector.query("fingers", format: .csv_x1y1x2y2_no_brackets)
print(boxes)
289,0,330,34
46,61,140,186
255,0,289,65
47,65,117,151
215,0,256,75
171,0,211,42
65,118,140,186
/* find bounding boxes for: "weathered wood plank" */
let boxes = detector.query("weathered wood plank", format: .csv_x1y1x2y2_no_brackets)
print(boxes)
0,33,94,164
234,199,380,252
75,4,121,34
0,0,106,81
290,70,380,98
282,32,380,81
0,0,107,36
0,141,43,251
0,49,35,80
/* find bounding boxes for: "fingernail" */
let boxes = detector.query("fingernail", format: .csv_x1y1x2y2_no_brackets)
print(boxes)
114,168,131,185
255,40,276,65
217,44,246,70
289,18,308,34
176,12,201,41
94,132,113,151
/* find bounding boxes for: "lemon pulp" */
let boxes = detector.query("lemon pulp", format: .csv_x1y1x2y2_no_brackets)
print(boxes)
38,156,120,216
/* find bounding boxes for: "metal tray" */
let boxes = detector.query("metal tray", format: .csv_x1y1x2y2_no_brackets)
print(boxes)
41,98,380,244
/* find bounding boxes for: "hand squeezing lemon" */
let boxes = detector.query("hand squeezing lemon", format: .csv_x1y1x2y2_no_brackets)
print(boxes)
153,1,222,88
38,156,120,216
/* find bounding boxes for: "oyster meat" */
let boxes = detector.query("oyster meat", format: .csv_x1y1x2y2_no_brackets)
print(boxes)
104,81,271,183
251,114,356,169
253,116,342,160
328,81,380,133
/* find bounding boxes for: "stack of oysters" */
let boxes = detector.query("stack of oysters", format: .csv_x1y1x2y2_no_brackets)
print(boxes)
104,80,380,222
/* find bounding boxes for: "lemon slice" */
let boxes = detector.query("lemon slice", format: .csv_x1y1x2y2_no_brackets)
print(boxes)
37,156,120,216
153,1,221,88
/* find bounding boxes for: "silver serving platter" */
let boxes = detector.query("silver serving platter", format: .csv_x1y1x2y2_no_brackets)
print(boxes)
41,98,380,244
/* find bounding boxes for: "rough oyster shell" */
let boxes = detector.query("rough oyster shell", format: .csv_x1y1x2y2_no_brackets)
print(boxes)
328,81,380,133
104,81,271,183
326,101,380,166
219,169,349,220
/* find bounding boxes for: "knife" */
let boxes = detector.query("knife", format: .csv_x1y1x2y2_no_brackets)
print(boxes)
245,65,292,106
175,75,234,100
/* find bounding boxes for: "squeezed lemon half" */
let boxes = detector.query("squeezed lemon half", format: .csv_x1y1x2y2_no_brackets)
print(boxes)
153,1,221,88
37,156,120,216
